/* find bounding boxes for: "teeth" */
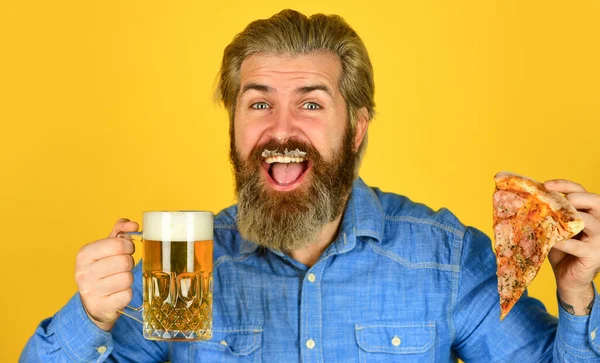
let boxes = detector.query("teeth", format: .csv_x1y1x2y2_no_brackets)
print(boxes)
262,148,308,159
265,156,306,164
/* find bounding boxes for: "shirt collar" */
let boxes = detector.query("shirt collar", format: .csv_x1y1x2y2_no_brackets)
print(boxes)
240,236,259,255
350,177,385,242
332,177,385,254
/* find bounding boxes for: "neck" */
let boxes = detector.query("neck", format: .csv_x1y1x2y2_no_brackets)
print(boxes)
288,212,344,268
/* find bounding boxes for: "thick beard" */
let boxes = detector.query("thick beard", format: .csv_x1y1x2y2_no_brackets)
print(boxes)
230,128,357,253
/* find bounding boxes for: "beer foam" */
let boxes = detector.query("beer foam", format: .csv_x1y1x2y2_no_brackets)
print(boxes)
143,211,213,242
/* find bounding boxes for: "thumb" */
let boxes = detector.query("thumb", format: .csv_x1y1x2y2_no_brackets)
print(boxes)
108,218,140,238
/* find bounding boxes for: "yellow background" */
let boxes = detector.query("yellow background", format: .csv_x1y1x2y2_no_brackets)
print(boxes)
1,1,599,361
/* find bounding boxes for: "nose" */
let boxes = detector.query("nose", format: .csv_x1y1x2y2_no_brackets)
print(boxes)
266,106,297,142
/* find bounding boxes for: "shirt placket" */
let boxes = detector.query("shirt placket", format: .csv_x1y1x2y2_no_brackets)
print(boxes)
300,259,328,363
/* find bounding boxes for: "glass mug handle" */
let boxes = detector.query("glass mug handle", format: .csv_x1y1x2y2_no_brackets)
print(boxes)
116,231,144,324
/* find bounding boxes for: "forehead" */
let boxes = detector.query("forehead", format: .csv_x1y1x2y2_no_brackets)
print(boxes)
238,52,342,93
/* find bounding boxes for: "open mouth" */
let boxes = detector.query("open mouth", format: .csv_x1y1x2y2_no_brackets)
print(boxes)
262,153,311,190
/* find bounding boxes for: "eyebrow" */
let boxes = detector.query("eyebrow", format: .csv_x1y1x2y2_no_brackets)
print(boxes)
240,83,333,98
240,83,274,96
296,84,333,98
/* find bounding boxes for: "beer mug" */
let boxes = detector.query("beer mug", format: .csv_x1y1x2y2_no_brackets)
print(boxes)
118,211,214,341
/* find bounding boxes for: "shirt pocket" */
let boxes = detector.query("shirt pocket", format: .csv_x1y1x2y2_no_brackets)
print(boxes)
355,321,436,363
191,326,262,363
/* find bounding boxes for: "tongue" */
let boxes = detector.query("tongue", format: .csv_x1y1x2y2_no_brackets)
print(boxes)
271,163,304,185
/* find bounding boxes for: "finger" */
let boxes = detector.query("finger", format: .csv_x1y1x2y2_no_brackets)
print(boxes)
578,212,600,236
544,179,587,194
551,238,589,259
90,255,135,279
565,192,600,215
105,288,133,311
109,219,140,238
97,272,134,297
548,248,568,267
78,238,135,266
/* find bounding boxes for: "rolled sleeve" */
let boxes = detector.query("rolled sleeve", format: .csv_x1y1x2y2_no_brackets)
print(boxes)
21,263,164,362
555,286,600,361
54,293,114,362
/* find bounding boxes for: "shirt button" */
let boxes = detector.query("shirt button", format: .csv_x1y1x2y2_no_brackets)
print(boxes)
220,340,228,346
97,346,107,354
591,328,597,340
391,336,401,347
307,273,316,283
306,339,316,349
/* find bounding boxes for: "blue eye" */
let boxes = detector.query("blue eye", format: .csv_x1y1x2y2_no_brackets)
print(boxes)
251,102,270,110
302,102,321,110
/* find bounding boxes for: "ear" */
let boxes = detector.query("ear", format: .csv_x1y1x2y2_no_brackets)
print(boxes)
353,107,369,152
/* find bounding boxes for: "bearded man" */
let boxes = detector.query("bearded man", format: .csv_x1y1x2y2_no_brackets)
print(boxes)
22,9,600,362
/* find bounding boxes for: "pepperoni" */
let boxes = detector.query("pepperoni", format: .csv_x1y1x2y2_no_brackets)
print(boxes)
519,226,536,258
494,219,514,257
494,190,526,219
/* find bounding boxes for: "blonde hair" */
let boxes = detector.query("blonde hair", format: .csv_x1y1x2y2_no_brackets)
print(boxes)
217,9,375,161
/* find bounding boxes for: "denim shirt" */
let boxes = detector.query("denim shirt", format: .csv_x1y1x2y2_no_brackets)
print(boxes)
21,178,600,362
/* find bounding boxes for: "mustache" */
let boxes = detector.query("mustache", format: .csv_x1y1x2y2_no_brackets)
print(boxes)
247,139,323,165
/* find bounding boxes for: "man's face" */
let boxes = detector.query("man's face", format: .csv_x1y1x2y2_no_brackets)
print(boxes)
233,52,351,182
230,52,365,251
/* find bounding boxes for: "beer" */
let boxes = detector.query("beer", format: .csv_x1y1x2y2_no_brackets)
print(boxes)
141,212,213,341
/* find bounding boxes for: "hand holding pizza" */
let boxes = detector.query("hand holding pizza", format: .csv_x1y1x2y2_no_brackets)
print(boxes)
493,172,594,319
545,179,600,315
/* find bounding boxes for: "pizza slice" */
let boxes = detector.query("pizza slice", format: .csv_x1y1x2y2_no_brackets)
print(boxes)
492,171,584,320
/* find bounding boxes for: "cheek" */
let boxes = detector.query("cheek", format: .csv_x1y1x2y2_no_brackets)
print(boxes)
234,118,265,159
311,114,346,150
301,127,338,159
317,107,348,151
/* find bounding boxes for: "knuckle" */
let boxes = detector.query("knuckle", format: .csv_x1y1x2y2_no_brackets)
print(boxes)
79,286,93,299
74,266,92,285
74,270,85,284
76,245,86,257
76,243,92,262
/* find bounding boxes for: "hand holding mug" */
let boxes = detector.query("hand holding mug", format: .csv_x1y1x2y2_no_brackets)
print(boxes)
74,218,139,331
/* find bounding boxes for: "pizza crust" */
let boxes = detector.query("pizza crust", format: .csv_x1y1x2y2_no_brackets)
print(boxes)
494,171,584,234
